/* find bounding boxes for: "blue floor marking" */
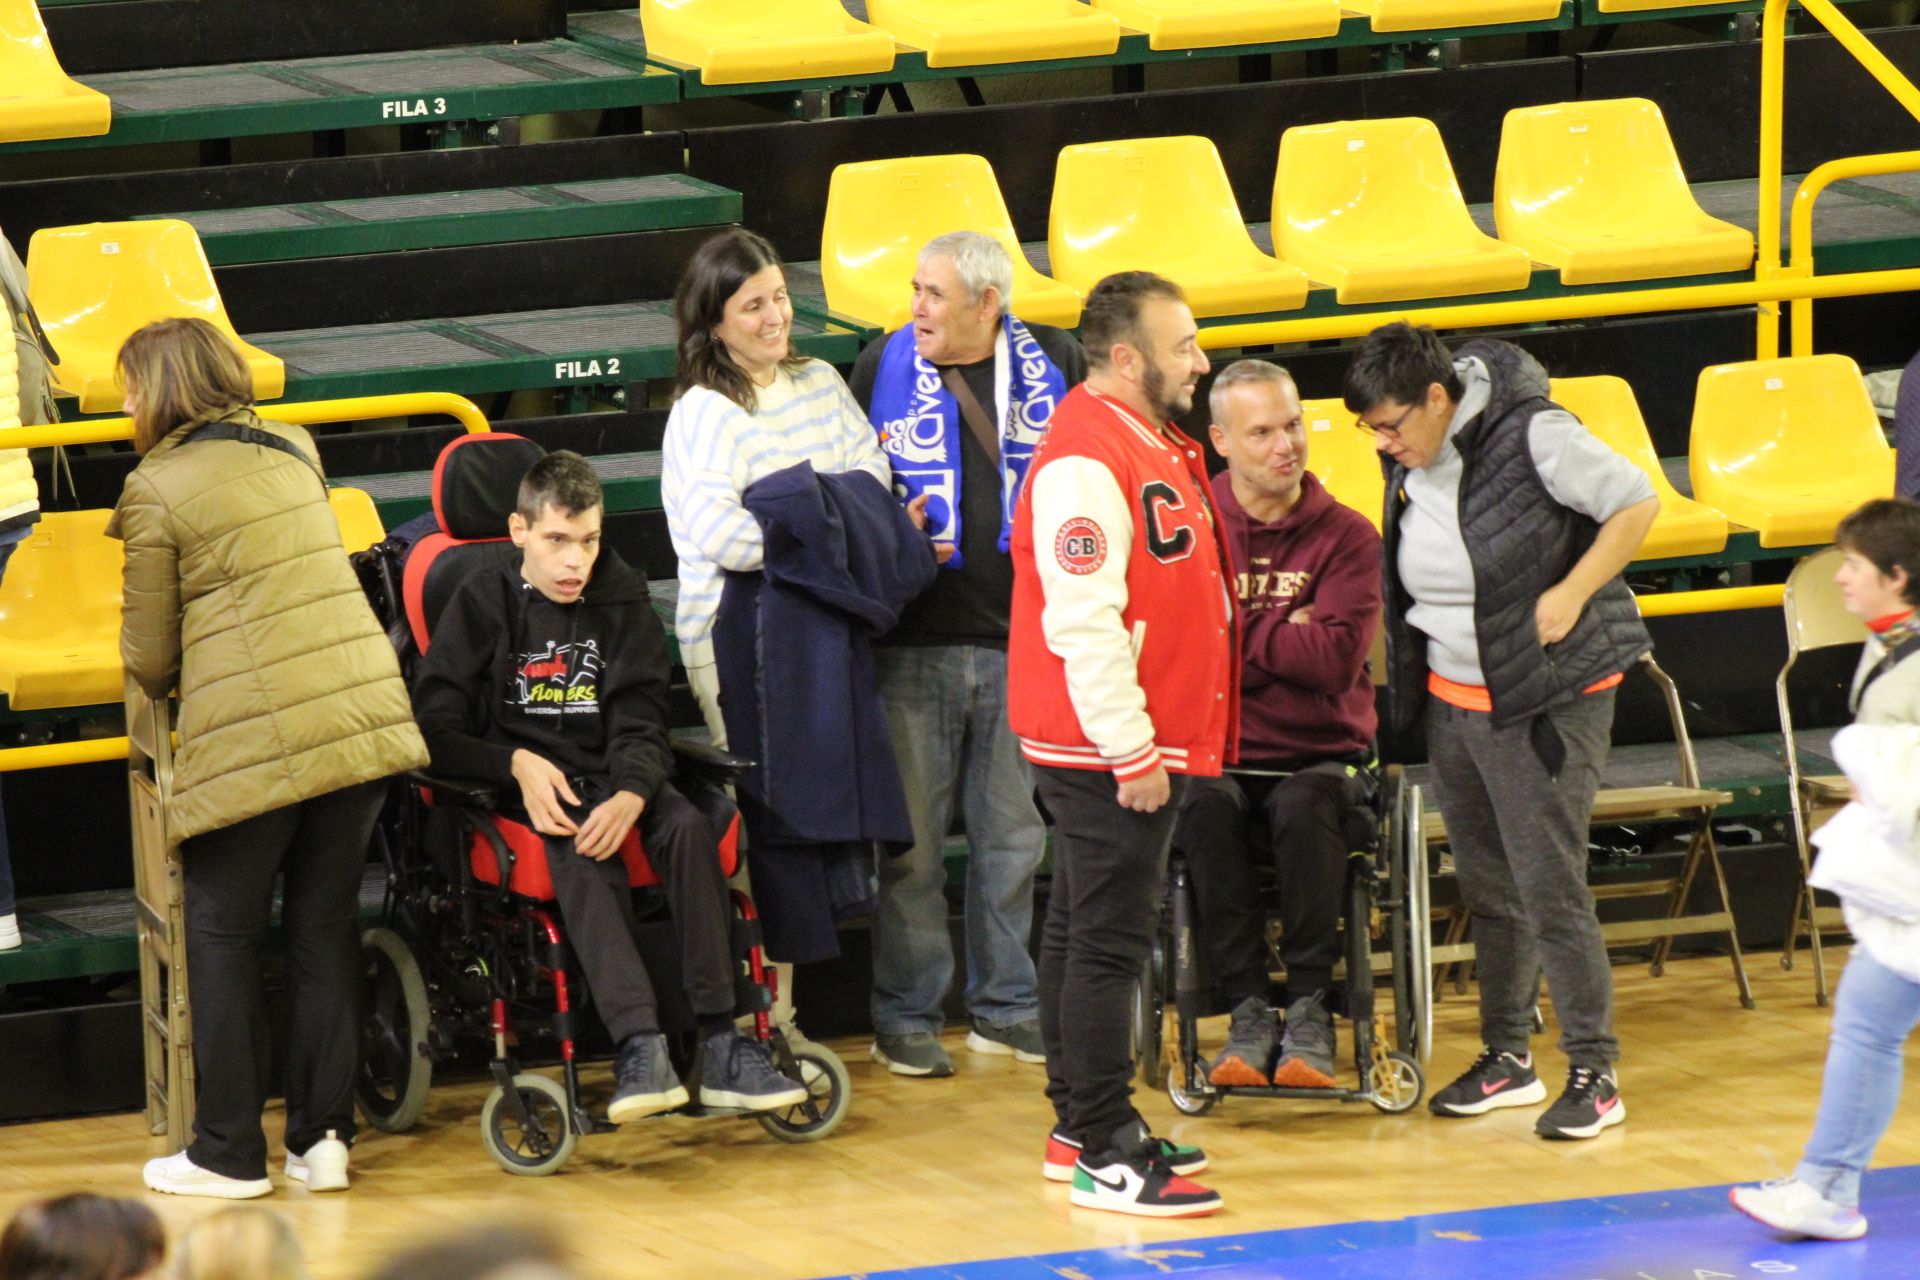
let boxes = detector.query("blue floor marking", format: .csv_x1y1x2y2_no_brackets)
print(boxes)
828,1165,1920,1279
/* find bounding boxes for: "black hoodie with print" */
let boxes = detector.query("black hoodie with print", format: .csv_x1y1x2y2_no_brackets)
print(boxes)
411,552,675,802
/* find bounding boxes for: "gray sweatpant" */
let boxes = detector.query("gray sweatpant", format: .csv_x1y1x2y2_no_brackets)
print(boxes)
1425,690,1620,1067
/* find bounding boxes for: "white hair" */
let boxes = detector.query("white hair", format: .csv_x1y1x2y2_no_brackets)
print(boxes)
1208,358,1295,426
919,230,1013,314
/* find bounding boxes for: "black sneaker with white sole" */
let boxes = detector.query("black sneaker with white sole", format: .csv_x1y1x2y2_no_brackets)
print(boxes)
1428,1046,1548,1117
608,1032,689,1123
698,1030,808,1112
1535,1064,1625,1139
1069,1121,1221,1218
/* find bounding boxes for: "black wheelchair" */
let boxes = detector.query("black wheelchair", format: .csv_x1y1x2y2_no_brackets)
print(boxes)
1134,763,1430,1118
347,432,850,1176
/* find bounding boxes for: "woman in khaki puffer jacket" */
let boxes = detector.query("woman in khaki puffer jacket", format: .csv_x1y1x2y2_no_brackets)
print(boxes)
108,318,427,1201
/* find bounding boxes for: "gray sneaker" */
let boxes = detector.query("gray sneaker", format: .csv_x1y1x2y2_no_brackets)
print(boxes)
1208,996,1278,1086
871,1031,955,1077
1272,992,1337,1087
699,1030,808,1112
966,1017,1045,1063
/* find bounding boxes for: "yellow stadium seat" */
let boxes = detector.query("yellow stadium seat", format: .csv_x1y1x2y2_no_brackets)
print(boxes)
0,488,382,712
1299,397,1385,529
637,0,895,85
1089,0,1341,49
1343,0,1560,31
0,0,109,144
820,155,1082,332
1275,117,1532,305
1496,100,1755,286
26,220,284,414
1689,355,1893,549
1050,136,1308,320
865,0,1119,67
1547,376,1729,560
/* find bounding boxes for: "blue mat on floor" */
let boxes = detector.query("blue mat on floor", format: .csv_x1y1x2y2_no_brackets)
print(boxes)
831,1166,1920,1279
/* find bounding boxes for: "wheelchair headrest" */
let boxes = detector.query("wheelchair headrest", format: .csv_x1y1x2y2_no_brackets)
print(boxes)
433,432,547,541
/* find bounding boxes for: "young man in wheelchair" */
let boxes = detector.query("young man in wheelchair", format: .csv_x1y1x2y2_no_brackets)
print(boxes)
1172,360,1383,1089
411,451,807,1124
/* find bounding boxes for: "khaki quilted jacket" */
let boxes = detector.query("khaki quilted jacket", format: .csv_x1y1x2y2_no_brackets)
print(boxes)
107,409,427,841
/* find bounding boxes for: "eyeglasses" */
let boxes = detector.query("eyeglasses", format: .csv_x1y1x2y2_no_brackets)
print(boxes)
1355,403,1418,437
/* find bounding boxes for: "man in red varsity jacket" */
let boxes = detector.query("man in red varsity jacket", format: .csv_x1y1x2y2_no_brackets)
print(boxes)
1009,272,1236,1219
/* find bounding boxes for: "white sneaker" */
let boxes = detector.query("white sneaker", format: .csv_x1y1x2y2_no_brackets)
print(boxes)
143,1150,272,1200
0,913,20,951
1730,1177,1868,1240
285,1130,349,1192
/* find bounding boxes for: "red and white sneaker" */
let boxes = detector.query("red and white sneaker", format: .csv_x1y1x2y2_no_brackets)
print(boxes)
1069,1123,1221,1218
1043,1127,1207,1182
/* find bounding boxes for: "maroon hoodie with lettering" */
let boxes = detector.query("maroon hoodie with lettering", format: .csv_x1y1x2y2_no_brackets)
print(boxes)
1213,468,1382,768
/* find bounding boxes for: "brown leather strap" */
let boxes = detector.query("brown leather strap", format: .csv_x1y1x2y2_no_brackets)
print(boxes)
940,366,1000,466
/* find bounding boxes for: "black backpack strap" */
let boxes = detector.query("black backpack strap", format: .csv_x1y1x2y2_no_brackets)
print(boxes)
1858,632,1920,702
183,420,325,493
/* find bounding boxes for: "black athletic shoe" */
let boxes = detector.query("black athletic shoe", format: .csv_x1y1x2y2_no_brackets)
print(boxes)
698,1030,808,1112
608,1032,689,1123
1428,1045,1548,1117
1535,1064,1625,1139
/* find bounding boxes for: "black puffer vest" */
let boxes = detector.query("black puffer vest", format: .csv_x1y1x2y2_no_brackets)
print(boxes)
1381,340,1651,747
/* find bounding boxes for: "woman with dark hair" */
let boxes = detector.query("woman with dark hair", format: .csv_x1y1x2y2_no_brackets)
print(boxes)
661,227,893,730
0,1193,164,1280
109,317,428,1199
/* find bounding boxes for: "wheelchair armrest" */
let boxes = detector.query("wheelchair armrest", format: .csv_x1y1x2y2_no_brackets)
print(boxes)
669,735,757,782
408,770,501,810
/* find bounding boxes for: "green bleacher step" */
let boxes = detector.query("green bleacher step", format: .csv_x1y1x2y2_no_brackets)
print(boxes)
145,175,743,267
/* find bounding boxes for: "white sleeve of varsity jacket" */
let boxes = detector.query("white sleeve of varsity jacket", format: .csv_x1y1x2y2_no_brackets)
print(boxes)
1029,455,1162,782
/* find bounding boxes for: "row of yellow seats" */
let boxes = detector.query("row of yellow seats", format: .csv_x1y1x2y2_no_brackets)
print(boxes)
0,490,383,714
1304,356,1892,561
822,97,1753,328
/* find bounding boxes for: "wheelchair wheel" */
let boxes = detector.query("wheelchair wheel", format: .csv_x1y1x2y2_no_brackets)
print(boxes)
356,927,432,1134
758,1039,850,1144
1167,1060,1216,1117
1131,940,1168,1090
480,1073,577,1176
1367,1052,1426,1115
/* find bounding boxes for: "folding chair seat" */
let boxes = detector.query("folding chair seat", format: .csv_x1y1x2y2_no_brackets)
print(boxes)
1275,117,1531,305
637,0,895,84
1049,135,1308,319
820,154,1081,331
1689,355,1893,549
26,220,284,413
1547,375,1729,560
1496,99,1754,286
863,0,1120,67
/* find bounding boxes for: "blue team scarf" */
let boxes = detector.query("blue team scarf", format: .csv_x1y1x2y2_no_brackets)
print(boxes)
870,314,1066,569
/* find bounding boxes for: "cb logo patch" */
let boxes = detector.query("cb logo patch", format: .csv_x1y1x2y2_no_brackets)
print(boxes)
1055,518,1107,575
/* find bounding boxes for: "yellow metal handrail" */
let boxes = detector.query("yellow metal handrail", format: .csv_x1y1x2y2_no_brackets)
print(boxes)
1636,584,1786,619
2,392,491,451
1784,150,1920,356
0,737,132,773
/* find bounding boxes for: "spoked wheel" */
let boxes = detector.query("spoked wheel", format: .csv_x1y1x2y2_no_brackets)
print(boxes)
356,927,432,1133
758,1038,851,1143
1131,940,1168,1089
1367,1052,1426,1115
1167,1059,1217,1117
480,1073,578,1176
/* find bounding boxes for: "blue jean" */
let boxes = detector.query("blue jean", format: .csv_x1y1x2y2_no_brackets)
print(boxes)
872,645,1047,1035
1797,945,1920,1207
0,539,16,918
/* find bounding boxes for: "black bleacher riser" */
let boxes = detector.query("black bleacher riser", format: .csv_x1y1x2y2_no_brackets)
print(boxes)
215,226,721,331
686,60,1581,265
1579,25,1920,185
0,133,688,250
41,0,565,75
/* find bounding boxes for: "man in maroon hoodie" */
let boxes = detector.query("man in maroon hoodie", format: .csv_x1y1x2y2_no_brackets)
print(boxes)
1172,359,1382,1089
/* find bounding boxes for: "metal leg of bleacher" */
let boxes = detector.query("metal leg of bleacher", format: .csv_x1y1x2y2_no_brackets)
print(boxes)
127,678,194,1149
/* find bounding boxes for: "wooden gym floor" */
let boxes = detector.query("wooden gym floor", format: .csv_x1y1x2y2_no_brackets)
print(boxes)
1,949,1914,1279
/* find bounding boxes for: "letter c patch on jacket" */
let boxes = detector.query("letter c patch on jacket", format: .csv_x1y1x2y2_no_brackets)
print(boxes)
1055,517,1108,575
1140,481,1195,563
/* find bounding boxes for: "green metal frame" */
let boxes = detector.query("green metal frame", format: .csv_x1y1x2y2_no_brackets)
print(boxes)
149,177,742,267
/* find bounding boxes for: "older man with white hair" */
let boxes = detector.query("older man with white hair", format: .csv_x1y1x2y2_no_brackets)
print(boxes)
850,230,1085,1078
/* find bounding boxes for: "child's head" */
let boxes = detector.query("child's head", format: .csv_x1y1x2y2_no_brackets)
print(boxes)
509,451,604,605
1834,497,1920,621
168,1208,305,1280
0,1193,164,1280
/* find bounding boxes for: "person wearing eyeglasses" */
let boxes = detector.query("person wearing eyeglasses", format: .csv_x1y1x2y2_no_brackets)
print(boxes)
1343,322,1657,1141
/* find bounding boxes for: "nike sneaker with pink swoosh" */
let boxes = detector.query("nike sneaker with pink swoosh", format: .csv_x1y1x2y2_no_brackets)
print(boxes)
1428,1046,1548,1117
1536,1064,1626,1139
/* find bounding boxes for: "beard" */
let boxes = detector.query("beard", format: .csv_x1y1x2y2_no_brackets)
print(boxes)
1142,360,1192,423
